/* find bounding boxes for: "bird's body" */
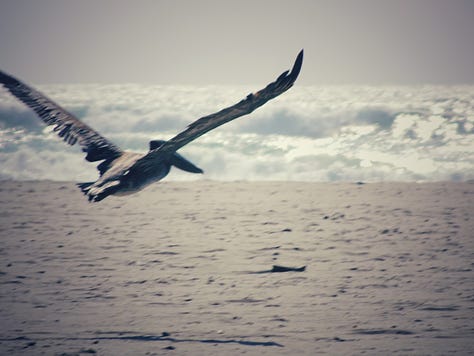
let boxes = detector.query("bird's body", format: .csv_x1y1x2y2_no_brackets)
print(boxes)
78,148,203,200
0,50,303,201
78,152,151,199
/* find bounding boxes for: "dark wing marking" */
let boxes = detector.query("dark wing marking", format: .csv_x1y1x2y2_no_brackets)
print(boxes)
131,50,303,175
0,70,122,162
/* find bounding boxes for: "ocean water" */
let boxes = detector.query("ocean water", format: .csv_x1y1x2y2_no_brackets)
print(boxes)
0,84,473,182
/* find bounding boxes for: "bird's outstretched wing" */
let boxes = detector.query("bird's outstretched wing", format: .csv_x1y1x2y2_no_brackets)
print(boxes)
159,49,302,154
133,49,303,174
0,71,122,162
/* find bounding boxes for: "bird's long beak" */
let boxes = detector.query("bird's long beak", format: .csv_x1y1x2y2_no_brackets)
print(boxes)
170,152,203,174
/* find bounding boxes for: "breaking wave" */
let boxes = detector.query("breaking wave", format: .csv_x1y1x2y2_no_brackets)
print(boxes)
1,84,473,182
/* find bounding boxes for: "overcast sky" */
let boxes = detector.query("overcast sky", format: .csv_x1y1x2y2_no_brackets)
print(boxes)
1,0,473,85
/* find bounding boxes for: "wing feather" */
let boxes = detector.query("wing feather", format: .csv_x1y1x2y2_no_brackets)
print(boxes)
162,49,303,154
0,71,122,162
132,50,303,175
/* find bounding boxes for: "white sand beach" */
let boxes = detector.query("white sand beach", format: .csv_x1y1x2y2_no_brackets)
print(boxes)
0,181,473,355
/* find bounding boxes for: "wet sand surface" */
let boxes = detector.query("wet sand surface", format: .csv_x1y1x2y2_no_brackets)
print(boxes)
0,181,473,355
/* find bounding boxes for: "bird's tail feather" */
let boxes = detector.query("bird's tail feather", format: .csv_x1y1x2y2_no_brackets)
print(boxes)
77,182,94,194
77,181,121,202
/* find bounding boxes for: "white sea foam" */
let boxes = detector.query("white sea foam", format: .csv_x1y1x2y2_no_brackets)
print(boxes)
1,84,473,181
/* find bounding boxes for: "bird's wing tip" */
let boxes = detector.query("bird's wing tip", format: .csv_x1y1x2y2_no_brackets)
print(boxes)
290,49,304,80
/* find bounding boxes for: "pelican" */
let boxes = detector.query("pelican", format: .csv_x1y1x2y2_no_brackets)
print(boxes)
0,50,303,202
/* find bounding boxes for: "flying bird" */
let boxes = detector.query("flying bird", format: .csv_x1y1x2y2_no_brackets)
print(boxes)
0,50,303,202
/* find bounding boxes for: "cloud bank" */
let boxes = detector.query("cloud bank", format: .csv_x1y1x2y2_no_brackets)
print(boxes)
1,84,473,182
